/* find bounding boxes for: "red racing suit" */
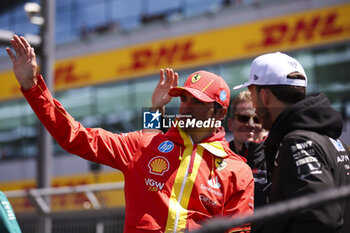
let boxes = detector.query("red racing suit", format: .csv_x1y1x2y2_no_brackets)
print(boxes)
22,75,254,233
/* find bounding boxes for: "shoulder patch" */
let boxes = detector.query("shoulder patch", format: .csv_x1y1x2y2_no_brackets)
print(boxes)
329,138,345,152
215,158,227,171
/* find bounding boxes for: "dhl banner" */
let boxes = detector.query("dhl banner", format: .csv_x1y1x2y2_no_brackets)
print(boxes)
0,171,125,212
0,3,349,101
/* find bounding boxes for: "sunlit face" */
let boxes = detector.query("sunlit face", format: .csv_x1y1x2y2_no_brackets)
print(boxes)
248,85,273,130
228,101,263,145
178,92,218,133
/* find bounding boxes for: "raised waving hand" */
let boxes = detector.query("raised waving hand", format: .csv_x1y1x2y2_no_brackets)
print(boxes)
151,68,179,113
6,35,38,90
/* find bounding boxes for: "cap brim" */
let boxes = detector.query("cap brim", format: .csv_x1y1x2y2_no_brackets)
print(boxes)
169,87,214,103
232,82,251,90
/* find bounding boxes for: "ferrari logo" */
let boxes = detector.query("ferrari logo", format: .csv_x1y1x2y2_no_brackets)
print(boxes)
191,74,201,83
215,158,227,171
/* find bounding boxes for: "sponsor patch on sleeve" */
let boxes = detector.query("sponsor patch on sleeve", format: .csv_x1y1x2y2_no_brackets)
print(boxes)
329,138,345,152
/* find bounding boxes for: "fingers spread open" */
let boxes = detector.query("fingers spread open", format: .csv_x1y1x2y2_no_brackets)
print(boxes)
30,48,36,59
10,39,21,57
20,36,30,48
173,72,179,87
6,47,16,63
20,36,32,55
159,68,165,84
14,35,26,56
165,68,173,85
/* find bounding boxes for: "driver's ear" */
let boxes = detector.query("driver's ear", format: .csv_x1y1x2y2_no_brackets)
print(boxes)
259,88,271,106
216,107,227,121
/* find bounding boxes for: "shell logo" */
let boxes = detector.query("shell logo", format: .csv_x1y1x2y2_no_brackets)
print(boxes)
148,156,170,176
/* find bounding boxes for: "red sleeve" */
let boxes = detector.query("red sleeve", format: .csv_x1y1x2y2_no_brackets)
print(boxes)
225,162,254,233
22,74,142,172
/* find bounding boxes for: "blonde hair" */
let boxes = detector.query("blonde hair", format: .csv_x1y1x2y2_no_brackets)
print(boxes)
230,90,252,117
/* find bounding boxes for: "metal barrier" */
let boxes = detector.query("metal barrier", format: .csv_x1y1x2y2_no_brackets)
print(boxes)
4,182,126,233
5,182,350,232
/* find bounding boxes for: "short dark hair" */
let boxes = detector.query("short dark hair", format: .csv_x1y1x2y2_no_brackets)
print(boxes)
255,72,306,104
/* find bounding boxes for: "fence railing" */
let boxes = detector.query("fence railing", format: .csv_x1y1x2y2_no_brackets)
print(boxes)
5,182,350,233
5,181,124,214
4,182,126,233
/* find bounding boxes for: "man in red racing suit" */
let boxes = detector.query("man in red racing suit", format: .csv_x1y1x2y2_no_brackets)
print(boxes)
7,35,254,233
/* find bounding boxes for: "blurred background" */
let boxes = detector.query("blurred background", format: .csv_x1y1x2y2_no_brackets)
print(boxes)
0,0,349,232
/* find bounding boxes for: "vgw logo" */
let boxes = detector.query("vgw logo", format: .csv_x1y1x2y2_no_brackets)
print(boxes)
143,110,162,129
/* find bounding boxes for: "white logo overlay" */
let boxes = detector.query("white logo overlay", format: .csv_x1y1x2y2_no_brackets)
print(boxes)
143,109,222,129
143,110,162,129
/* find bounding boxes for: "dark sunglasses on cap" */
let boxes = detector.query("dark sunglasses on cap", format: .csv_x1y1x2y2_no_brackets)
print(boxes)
235,114,260,124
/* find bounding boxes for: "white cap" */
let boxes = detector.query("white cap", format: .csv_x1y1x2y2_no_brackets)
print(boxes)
233,52,307,90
